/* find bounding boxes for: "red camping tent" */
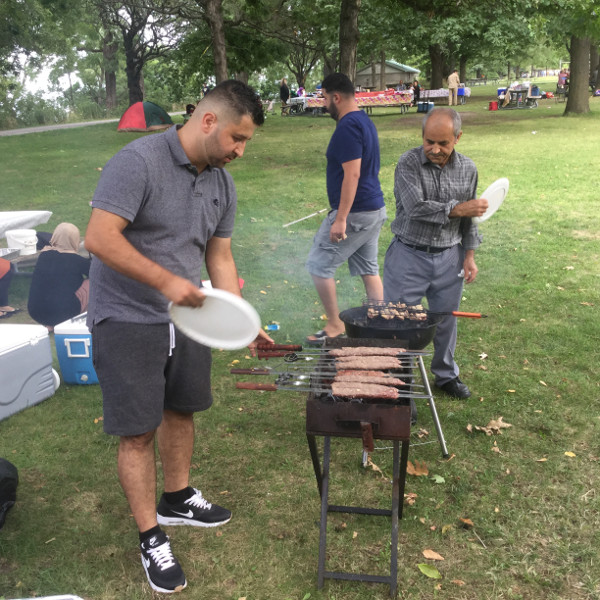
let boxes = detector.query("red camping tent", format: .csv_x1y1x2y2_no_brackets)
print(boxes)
117,101,174,132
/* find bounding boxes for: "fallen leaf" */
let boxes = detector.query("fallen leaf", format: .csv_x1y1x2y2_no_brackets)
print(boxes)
404,492,418,505
452,579,466,586
320,314,328,320
431,474,445,484
430,525,437,531
474,416,513,436
466,423,473,433
539,380,547,387
406,460,429,476
216,530,223,537
419,517,426,524
580,302,594,306
507,389,516,393
441,524,454,534
416,428,429,438
460,518,474,528
536,457,548,462
564,451,576,458
491,446,501,453
479,352,488,360
417,563,442,579
564,265,574,270
477,364,488,370
352,531,358,539
494,507,500,513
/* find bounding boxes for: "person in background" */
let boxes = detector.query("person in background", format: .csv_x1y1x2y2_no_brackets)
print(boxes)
27,222,90,330
412,80,421,106
280,78,290,115
305,73,387,345
85,80,272,594
447,69,460,106
0,258,19,318
383,108,488,399
183,103,196,123
396,80,406,91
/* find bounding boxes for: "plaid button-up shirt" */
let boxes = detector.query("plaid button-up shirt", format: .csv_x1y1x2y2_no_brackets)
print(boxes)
390,147,482,250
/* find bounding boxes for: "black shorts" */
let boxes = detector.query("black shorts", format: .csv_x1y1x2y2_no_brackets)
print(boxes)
91,320,212,436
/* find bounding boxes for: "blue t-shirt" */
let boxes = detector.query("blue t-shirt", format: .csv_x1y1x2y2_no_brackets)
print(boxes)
326,110,385,212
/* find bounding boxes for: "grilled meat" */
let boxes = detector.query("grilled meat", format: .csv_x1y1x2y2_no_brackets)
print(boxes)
331,381,400,400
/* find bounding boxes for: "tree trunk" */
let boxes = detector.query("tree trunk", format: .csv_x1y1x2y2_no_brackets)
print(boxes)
565,35,590,115
379,50,385,90
369,57,376,89
235,71,248,84
429,44,444,89
323,51,337,78
205,0,228,83
102,30,118,111
459,55,467,84
339,0,361,83
123,31,144,105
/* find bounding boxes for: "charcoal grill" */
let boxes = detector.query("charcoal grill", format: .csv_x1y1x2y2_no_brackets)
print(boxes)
305,337,439,597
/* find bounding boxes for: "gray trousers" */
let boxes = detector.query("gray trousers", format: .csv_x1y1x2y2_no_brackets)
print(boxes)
383,238,465,385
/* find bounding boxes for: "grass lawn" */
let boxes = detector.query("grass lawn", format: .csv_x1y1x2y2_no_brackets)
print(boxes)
1,83,599,600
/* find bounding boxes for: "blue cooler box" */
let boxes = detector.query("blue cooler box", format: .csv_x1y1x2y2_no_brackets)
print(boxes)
417,101,434,113
54,313,98,385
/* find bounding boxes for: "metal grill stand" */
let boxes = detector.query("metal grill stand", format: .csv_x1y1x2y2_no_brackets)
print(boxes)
306,401,410,598
304,338,449,596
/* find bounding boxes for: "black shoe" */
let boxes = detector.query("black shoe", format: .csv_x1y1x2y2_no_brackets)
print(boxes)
436,377,471,399
140,531,187,593
157,487,232,528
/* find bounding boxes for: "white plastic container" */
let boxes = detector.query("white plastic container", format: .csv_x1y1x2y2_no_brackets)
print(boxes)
0,324,59,422
5,229,38,255
54,313,98,385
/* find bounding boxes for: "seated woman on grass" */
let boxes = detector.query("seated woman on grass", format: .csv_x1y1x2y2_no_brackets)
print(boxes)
27,223,91,330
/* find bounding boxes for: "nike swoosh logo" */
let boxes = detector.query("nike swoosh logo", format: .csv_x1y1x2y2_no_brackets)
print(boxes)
172,509,194,518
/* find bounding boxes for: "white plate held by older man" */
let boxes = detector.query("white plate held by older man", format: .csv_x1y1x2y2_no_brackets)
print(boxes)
473,177,509,224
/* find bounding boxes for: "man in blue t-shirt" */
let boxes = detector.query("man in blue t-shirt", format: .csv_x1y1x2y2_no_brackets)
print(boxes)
305,73,387,345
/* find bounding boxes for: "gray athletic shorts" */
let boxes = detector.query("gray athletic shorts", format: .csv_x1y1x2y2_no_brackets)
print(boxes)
91,320,212,436
306,207,387,279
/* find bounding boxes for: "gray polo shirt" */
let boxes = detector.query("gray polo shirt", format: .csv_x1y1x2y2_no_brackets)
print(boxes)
88,125,237,325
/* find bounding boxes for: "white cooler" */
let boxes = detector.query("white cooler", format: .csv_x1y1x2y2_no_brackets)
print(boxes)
0,324,59,422
54,313,98,385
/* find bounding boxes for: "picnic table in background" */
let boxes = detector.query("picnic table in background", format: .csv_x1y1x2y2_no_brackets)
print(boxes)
420,87,472,104
289,90,413,115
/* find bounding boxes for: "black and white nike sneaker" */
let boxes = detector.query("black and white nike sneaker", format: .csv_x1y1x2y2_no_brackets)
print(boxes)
140,531,187,593
157,487,232,527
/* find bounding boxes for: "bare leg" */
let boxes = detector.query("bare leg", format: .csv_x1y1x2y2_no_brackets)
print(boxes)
308,275,346,338
157,409,194,493
118,431,158,532
361,274,384,302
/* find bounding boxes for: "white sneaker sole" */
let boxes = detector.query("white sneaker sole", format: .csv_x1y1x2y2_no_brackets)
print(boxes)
157,513,232,528
141,556,187,593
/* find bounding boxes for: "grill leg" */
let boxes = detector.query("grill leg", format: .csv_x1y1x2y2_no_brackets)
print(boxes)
307,434,323,497
317,436,331,589
417,355,449,458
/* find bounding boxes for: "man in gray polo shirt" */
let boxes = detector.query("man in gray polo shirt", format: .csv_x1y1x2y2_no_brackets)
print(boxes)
85,81,271,593
383,108,488,399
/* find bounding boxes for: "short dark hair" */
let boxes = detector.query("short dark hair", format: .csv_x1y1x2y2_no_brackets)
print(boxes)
321,73,355,97
204,80,265,126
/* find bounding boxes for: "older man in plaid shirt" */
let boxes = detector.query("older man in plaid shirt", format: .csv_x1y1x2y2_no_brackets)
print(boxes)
383,108,488,399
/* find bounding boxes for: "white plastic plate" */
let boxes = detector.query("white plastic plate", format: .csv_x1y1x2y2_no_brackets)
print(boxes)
169,287,261,350
473,177,509,224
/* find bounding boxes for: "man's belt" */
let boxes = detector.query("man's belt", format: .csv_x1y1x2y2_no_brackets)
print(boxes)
399,239,451,254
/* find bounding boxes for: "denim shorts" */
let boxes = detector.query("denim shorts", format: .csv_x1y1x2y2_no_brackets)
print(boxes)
91,320,212,436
